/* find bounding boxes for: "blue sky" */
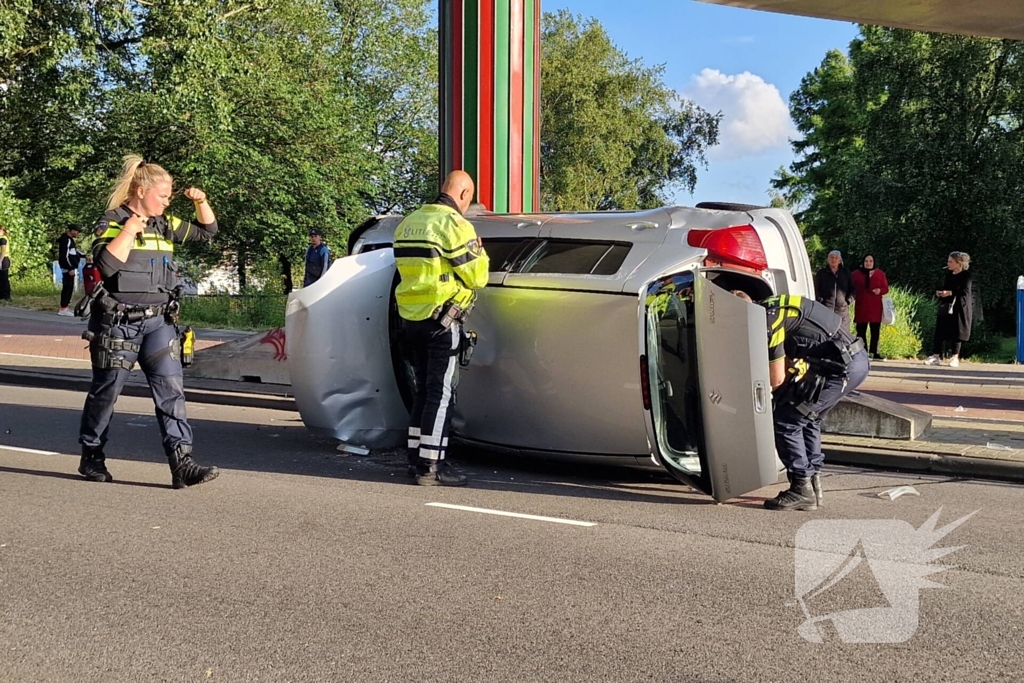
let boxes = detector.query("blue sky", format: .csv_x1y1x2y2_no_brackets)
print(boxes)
547,0,859,206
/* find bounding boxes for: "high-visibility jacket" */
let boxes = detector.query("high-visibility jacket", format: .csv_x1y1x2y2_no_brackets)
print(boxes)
761,294,847,362
393,203,489,321
92,204,218,305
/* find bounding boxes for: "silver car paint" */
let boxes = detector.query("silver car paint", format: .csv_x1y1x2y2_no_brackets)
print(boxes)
289,205,814,467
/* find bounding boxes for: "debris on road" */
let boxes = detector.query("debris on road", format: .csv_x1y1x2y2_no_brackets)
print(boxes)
878,485,920,500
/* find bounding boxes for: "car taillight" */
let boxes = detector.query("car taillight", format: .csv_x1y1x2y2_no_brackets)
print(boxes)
639,355,652,410
686,224,768,271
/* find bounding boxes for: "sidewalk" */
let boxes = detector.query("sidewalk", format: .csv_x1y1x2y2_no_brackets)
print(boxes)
0,305,291,411
824,359,1024,480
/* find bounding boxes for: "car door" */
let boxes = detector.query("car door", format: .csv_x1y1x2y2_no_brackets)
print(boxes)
285,249,409,449
642,270,777,502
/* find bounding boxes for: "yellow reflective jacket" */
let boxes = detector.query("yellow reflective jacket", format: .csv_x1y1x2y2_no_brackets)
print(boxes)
394,203,489,321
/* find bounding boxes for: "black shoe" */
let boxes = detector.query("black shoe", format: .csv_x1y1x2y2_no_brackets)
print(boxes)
764,476,817,511
872,353,884,361
78,447,113,483
415,460,468,487
168,445,219,489
811,473,823,508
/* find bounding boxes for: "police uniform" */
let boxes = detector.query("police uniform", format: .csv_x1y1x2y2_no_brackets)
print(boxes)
78,204,219,488
762,294,870,510
394,195,489,486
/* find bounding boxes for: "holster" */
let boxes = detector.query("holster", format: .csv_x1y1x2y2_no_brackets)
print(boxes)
433,296,475,329
457,329,477,367
82,330,139,371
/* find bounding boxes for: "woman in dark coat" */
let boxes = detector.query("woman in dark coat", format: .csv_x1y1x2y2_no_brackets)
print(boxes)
814,249,856,332
924,251,972,368
851,254,889,360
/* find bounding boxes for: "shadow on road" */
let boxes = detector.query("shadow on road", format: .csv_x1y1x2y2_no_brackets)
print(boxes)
0,401,715,507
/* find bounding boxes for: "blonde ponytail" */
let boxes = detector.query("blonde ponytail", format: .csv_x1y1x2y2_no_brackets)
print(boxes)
106,154,173,210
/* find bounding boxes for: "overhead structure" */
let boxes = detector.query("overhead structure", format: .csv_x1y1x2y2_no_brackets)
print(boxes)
699,0,1024,40
439,0,541,214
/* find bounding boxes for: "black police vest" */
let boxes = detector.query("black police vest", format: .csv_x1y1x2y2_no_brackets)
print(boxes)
784,299,847,359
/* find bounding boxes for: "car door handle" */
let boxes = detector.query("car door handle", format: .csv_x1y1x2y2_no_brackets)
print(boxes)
627,221,658,231
753,380,768,414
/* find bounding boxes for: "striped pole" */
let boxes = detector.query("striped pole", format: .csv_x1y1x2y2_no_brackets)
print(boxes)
439,0,541,214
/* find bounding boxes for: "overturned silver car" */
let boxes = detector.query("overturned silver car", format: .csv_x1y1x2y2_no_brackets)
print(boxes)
286,203,815,502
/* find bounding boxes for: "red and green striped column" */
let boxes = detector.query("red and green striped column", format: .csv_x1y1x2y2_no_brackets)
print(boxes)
439,0,541,213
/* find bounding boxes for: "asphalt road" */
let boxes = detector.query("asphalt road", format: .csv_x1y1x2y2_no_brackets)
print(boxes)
1,384,1022,682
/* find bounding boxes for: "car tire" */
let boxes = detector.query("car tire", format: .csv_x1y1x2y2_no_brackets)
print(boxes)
695,202,767,212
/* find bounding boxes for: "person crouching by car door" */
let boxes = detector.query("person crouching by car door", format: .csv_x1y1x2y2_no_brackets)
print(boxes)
394,170,489,486
733,291,870,511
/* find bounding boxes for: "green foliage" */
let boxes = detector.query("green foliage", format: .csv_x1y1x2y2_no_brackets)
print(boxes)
1,0,438,286
178,294,286,330
539,11,720,211
776,28,1024,333
871,287,934,359
0,179,50,278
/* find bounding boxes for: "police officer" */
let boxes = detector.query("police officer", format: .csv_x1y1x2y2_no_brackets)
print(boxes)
734,291,870,511
395,170,489,486
78,154,219,488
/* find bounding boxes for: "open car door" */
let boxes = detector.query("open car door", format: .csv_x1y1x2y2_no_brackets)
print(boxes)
286,249,408,448
642,271,778,502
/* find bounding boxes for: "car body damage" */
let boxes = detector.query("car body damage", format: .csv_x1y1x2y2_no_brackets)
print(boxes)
287,204,815,501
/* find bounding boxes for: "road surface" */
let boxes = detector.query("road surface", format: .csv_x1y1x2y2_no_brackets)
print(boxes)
1,384,1021,681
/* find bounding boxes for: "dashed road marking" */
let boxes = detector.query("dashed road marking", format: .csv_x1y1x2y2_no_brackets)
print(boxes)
0,444,60,456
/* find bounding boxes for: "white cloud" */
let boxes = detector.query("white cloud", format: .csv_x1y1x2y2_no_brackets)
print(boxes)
684,69,794,160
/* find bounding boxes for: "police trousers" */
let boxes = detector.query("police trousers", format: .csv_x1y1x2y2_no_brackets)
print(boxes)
404,318,461,462
773,350,870,478
79,313,192,455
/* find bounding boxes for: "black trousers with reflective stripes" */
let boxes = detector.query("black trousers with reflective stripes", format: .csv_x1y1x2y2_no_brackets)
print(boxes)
60,270,76,308
79,314,192,455
773,350,870,478
404,318,461,461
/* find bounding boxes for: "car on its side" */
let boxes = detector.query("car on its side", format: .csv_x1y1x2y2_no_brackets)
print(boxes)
285,203,815,502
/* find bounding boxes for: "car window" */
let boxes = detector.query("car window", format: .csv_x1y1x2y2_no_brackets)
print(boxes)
482,238,533,272
519,240,632,275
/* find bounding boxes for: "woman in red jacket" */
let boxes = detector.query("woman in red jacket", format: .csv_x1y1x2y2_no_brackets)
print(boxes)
851,254,889,360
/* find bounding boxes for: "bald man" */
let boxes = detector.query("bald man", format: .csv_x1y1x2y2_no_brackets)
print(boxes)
393,171,490,486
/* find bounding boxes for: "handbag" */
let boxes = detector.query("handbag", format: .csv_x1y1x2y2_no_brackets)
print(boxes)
881,295,897,326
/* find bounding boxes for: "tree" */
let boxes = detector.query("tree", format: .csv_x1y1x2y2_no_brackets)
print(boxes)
0,0,438,285
775,27,1024,331
539,11,720,211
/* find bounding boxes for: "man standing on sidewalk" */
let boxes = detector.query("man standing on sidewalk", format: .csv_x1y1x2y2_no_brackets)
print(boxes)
57,224,82,316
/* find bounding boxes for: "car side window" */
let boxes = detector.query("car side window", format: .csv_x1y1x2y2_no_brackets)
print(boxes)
482,238,533,272
518,240,632,275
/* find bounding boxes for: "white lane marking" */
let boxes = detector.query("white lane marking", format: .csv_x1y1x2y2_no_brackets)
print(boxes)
0,352,91,363
0,444,60,456
425,502,596,527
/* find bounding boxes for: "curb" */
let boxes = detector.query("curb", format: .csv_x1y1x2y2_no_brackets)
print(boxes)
825,444,1024,484
0,368,296,412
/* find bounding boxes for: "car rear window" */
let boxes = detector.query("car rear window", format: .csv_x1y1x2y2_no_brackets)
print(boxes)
519,240,631,275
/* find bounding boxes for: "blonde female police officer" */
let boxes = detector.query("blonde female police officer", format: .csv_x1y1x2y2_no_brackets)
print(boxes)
78,155,219,488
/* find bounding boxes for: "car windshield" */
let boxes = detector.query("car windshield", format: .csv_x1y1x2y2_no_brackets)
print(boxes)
644,271,709,489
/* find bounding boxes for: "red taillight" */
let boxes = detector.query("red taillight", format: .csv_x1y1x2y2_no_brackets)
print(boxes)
640,355,652,410
686,224,768,271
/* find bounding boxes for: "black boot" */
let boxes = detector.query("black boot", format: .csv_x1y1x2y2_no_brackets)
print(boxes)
78,446,113,483
811,473,824,508
168,445,219,489
407,451,418,478
415,459,468,487
764,476,817,511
